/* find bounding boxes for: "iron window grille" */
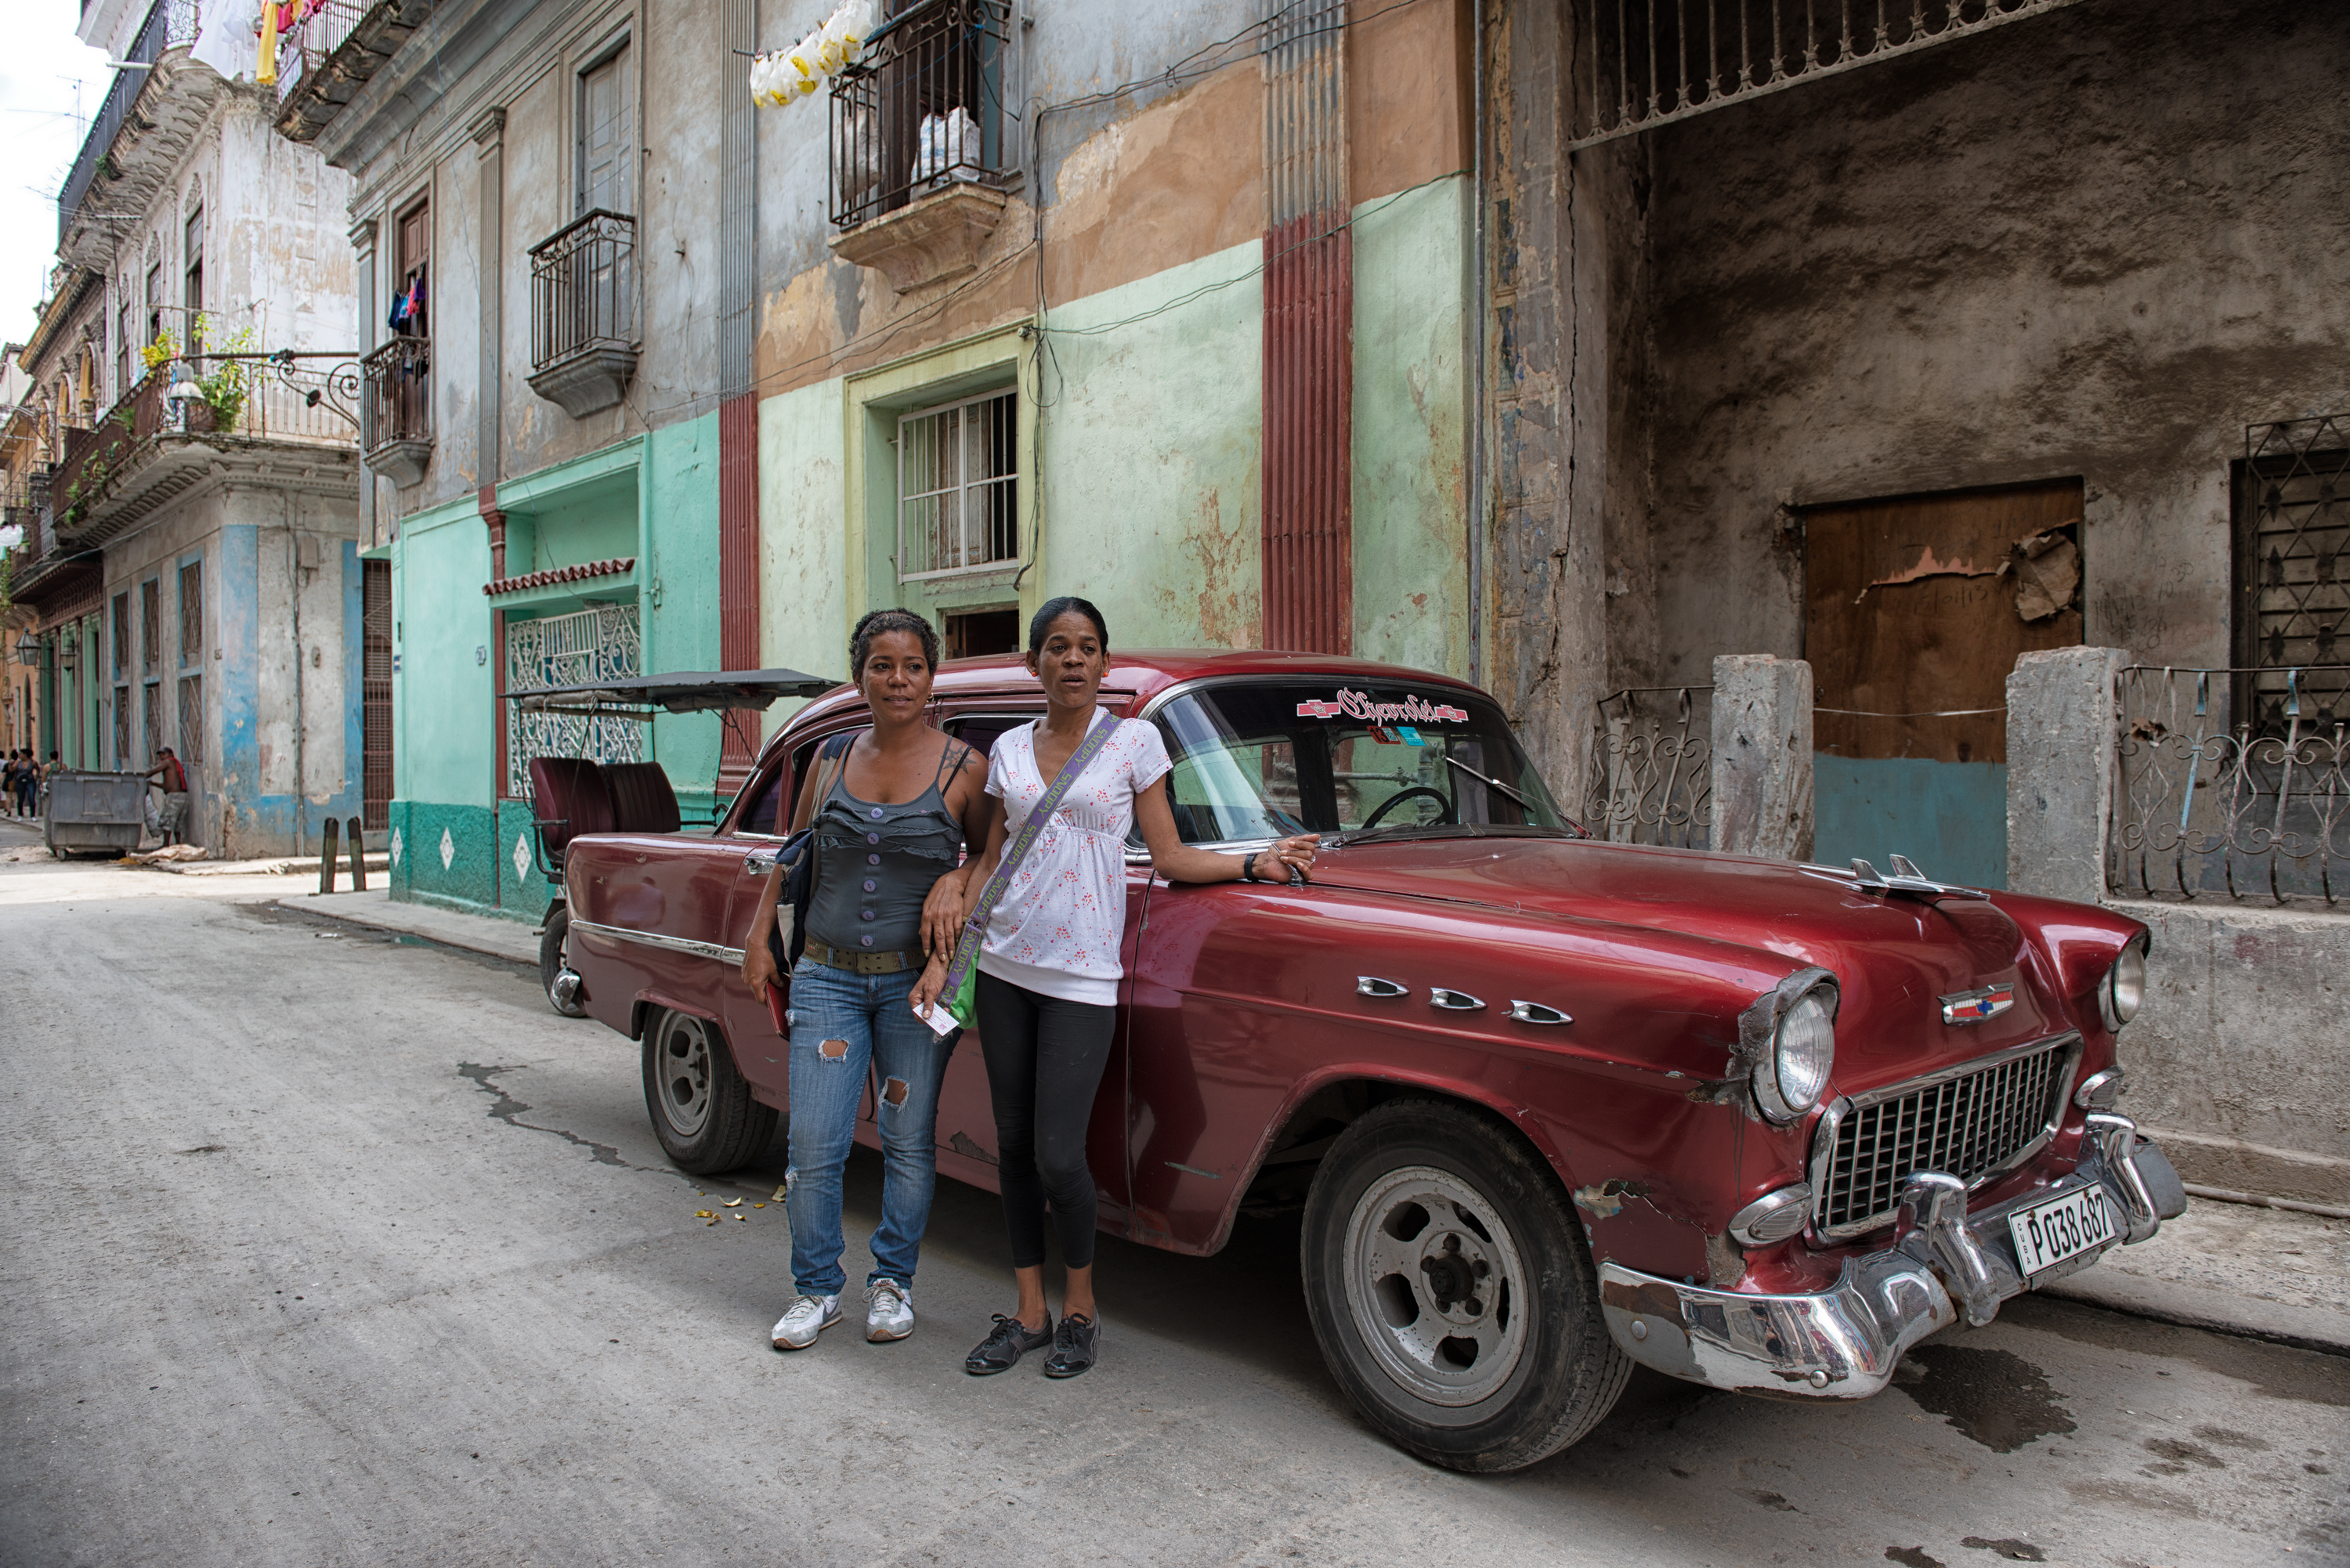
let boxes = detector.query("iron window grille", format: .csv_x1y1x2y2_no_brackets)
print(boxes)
1569,0,2084,150
896,388,1017,580
506,604,643,799
829,0,1012,230
2235,416,2348,735
530,210,638,372
360,335,431,450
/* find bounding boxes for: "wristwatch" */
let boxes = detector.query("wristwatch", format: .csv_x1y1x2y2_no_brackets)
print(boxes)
1239,851,1261,883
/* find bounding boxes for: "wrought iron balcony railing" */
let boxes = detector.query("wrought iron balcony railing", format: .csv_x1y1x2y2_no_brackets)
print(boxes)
829,0,1011,230
530,210,638,370
362,335,432,451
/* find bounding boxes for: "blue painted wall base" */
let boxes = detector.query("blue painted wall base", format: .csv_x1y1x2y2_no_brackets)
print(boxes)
1813,754,2008,891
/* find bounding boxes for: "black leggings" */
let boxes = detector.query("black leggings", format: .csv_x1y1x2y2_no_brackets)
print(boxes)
974,970,1118,1271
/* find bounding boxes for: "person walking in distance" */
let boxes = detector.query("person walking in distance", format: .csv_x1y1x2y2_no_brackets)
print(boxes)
913,597,1319,1380
144,748,190,846
739,609,991,1350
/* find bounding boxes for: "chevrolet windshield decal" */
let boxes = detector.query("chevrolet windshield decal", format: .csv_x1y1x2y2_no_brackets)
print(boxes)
1296,689,1471,724
1940,983,2016,1025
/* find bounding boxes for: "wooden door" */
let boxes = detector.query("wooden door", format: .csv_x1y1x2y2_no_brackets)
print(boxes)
579,49,633,215
1804,481,2084,887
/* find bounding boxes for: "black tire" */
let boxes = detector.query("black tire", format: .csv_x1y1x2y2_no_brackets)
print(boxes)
540,905,588,1017
1300,1098,1631,1472
641,1008,776,1174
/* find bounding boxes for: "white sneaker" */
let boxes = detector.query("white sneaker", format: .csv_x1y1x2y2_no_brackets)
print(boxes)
865,1278,915,1342
771,1294,841,1349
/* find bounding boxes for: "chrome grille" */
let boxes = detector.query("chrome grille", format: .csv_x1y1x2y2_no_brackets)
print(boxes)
1812,1036,2078,1240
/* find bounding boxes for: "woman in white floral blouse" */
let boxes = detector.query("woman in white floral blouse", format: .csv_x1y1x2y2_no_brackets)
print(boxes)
914,597,1318,1380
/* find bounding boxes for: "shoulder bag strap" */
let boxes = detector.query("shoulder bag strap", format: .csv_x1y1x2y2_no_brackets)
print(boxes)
938,714,1120,990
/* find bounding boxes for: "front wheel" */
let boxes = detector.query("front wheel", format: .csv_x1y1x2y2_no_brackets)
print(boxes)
540,905,588,1017
641,1008,776,1174
1300,1099,1631,1472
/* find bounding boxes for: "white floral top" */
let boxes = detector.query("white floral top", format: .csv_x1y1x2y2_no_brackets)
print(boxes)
977,707,1172,1006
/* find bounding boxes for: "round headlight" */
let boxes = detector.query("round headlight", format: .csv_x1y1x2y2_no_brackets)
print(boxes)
1758,990,1836,1122
2100,940,2146,1031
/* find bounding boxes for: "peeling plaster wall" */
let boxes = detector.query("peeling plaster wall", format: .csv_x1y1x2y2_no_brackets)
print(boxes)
1636,0,2350,688
1485,0,1646,801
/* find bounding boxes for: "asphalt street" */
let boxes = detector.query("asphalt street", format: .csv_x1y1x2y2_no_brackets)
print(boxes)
0,847,2343,1567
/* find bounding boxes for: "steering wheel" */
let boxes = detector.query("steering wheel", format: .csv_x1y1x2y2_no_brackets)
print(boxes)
1358,786,1454,832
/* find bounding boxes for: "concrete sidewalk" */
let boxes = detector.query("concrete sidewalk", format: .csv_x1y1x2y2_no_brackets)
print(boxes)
283,882,2350,1357
280,886,539,966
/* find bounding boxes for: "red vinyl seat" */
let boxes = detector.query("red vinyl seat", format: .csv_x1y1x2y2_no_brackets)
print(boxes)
605,762,682,835
528,757,615,864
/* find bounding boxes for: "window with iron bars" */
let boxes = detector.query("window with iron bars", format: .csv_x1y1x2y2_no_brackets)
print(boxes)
897,388,1017,580
2234,416,2348,735
830,0,1012,229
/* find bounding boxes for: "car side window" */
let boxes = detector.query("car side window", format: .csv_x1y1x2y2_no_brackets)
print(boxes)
735,759,787,836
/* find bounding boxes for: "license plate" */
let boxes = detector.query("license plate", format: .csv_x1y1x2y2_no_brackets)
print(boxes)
2008,1184,2118,1279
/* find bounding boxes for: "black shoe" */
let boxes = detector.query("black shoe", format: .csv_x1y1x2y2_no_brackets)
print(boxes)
965,1312,1053,1376
1042,1312,1098,1378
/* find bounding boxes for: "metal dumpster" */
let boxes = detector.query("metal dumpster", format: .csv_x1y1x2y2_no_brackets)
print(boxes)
44,771,146,858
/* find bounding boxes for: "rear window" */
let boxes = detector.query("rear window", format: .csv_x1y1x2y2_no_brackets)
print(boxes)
1147,681,1568,844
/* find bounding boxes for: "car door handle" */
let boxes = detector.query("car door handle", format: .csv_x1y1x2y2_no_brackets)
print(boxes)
1509,1000,1574,1026
1357,976,1409,999
1430,988,1486,1012
743,848,780,876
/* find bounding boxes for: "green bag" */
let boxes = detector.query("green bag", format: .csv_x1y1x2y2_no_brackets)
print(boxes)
938,712,1120,1030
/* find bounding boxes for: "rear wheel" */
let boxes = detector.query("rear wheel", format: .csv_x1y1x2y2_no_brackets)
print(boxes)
540,905,588,1017
641,1008,775,1174
1300,1099,1630,1472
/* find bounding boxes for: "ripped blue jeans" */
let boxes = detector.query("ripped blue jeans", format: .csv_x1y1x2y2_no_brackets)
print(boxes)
783,956,956,1297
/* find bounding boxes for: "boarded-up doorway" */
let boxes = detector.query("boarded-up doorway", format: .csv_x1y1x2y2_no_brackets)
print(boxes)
1804,480,2084,888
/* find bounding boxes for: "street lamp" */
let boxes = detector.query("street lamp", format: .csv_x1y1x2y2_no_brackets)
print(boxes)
14,630,42,668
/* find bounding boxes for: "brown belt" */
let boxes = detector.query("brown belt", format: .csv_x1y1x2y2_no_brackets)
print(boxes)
804,937,924,975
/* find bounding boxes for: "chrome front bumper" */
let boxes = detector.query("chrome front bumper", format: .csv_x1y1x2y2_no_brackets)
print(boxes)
1596,1118,2186,1400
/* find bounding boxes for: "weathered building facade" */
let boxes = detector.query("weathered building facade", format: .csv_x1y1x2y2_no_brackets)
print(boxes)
6,0,367,856
309,0,1480,922
1484,0,2348,1202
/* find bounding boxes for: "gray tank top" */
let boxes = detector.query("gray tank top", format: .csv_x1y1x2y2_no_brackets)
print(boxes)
805,736,968,956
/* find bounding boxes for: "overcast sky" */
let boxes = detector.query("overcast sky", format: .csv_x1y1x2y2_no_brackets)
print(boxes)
0,4,112,351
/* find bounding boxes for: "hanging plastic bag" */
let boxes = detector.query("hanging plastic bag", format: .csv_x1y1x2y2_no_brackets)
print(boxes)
911,108,982,190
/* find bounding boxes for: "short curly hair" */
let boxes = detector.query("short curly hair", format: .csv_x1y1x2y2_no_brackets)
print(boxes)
850,607,940,675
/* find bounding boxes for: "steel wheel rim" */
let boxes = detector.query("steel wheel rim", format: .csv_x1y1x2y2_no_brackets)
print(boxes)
654,1013,714,1138
1341,1163,1531,1408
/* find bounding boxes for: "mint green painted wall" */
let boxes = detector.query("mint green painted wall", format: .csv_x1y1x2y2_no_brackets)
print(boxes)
641,414,724,822
1034,240,1264,650
1352,176,1470,677
391,497,497,807
757,378,849,746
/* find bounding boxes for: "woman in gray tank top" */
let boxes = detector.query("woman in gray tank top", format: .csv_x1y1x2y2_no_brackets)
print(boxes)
739,609,990,1350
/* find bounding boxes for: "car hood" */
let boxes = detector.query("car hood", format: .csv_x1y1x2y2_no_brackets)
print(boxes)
1310,831,2071,1087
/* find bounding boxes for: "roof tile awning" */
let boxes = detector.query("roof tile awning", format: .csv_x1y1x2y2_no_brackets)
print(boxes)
485,556,636,597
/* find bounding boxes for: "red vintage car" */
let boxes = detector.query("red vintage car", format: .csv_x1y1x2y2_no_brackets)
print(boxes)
554,649,2182,1473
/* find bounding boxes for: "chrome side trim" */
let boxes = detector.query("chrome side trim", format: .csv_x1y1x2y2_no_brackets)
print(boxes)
1806,1032,2084,1242
1357,976,1409,999
1429,988,1485,1011
1509,1000,1573,1026
569,917,744,968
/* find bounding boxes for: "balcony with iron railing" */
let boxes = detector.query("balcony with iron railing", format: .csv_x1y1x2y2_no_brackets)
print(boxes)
527,211,638,418
270,0,432,145
56,2,218,267
826,0,1014,294
49,362,356,541
361,335,432,486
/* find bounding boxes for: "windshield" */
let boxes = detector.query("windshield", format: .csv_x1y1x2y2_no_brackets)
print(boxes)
1146,681,1573,844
